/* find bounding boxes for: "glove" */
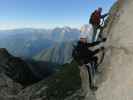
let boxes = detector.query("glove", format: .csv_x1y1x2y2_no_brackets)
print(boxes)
102,38,107,42
101,47,105,50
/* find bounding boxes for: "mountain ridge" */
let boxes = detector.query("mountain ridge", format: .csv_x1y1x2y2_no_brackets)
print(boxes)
0,27,80,59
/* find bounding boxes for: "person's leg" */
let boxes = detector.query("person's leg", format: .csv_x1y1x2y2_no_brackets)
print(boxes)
85,64,97,91
95,24,105,41
92,25,98,42
85,57,98,91
85,64,94,86
80,58,94,89
91,56,98,71
98,25,104,40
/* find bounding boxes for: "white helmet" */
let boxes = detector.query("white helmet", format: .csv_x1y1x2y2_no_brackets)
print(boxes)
80,33,88,39
80,24,94,42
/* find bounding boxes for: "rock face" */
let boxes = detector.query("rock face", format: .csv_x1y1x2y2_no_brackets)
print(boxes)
82,0,133,100
96,0,133,100
0,73,22,100
0,48,41,86
0,48,54,86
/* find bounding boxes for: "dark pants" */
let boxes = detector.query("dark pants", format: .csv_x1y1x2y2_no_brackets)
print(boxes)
79,49,101,88
84,56,98,71
80,48,100,69
86,64,95,88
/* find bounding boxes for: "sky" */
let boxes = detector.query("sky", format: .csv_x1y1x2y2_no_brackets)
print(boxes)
0,0,117,30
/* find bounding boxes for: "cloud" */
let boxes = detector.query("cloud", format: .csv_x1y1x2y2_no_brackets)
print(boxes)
0,21,82,30
0,22,49,30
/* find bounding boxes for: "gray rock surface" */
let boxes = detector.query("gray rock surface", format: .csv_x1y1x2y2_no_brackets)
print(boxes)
81,0,133,100
96,1,133,100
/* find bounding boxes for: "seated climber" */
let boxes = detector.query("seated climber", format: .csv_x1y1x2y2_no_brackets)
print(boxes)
72,34,106,90
89,7,109,42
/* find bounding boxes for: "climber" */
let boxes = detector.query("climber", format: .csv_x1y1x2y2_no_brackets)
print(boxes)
89,7,109,42
72,34,106,90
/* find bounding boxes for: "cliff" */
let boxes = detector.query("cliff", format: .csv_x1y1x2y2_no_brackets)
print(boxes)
0,0,133,100
81,0,133,100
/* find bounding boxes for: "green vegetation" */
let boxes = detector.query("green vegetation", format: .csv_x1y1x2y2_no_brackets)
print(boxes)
45,61,81,100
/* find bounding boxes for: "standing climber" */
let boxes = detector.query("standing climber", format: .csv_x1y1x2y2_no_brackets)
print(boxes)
89,7,109,42
72,34,106,90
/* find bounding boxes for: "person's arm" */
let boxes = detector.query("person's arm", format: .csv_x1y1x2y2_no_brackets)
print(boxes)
92,47,104,55
87,41,102,47
87,38,106,47
101,13,109,19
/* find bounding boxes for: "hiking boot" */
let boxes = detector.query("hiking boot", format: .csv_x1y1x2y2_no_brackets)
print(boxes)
102,38,107,42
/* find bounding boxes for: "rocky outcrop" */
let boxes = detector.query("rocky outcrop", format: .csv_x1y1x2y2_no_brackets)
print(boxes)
0,48,54,86
0,48,40,86
96,0,133,100
0,73,22,100
80,0,133,100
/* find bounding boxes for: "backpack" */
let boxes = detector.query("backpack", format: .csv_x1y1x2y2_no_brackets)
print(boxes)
89,10,101,26
72,45,80,62
72,43,89,65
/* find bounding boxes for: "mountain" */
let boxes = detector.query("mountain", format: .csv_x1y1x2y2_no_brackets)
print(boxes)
33,25,95,64
0,48,82,100
0,27,80,59
51,27,80,42
0,36,54,59
0,29,54,58
0,60,82,100
33,25,94,64
0,1,130,100
0,48,56,86
34,41,77,64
